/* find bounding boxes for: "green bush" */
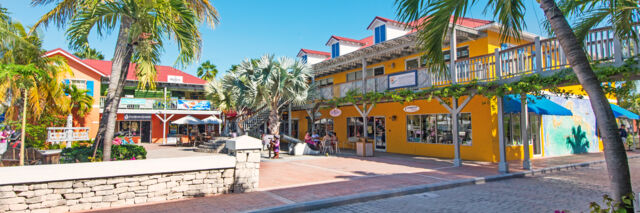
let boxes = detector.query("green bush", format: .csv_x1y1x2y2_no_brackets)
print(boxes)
61,144,146,163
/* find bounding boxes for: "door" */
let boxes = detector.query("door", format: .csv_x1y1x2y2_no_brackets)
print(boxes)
373,117,386,151
141,121,151,143
530,113,542,156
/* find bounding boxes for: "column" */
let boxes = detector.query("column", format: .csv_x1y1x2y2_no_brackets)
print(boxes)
497,97,509,173
452,97,461,167
288,104,292,136
520,94,531,170
227,137,262,193
361,58,368,139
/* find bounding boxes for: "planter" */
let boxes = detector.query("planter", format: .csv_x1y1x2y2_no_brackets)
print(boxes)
356,138,374,157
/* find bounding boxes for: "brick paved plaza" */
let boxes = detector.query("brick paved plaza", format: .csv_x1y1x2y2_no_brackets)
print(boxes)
86,151,639,213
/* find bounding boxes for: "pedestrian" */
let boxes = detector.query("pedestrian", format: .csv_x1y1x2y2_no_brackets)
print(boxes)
620,124,629,149
0,126,10,155
270,135,280,159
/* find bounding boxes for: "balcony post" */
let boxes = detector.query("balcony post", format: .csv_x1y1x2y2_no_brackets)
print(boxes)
497,96,509,173
534,37,542,73
494,48,501,80
288,104,292,136
520,94,531,170
614,33,623,66
450,27,457,84
361,57,368,139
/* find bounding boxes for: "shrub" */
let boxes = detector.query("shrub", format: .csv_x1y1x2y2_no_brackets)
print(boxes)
60,144,146,163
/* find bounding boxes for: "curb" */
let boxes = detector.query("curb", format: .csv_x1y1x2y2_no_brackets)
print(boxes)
249,155,640,213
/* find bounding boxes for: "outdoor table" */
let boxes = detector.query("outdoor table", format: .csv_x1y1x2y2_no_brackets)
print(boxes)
39,149,62,164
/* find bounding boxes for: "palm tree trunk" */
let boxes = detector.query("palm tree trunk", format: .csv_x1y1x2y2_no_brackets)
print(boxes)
94,17,135,161
539,0,633,207
268,107,281,137
19,89,27,166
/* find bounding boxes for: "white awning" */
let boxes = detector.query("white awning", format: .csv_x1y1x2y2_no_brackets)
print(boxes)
202,115,222,124
171,115,203,125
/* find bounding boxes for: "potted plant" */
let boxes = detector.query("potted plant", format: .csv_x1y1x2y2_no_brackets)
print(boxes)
356,137,374,157
627,135,636,151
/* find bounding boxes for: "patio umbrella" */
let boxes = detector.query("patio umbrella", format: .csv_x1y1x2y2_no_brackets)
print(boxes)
201,115,222,124
171,116,203,146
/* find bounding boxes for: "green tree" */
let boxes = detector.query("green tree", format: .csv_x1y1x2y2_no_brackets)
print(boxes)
32,0,219,161
63,84,94,126
73,46,105,60
394,0,634,208
230,55,312,136
196,60,218,81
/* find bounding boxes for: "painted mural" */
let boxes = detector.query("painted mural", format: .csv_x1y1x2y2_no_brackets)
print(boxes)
542,96,599,156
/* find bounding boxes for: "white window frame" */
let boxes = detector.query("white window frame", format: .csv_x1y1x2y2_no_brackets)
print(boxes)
405,57,420,71
405,112,473,146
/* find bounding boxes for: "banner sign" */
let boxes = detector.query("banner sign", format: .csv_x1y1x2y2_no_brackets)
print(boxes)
167,75,184,83
403,105,420,113
119,98,154,109
177,100,211,110
329,108,342,117
388,70,418,89
124,114,152,121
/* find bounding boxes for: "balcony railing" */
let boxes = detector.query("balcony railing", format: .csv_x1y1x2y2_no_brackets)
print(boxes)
314,25,639,100
100,97,213,111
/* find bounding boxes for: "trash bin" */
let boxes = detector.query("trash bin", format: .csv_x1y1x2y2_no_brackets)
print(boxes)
356,137,374,157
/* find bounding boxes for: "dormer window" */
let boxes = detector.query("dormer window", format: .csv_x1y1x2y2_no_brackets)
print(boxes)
331,42,340,58
374,25,386,44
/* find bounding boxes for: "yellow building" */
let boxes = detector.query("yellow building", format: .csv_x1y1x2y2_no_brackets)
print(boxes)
287,16,637,171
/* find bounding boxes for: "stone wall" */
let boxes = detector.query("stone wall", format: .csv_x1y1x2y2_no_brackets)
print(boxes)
0,142,262,213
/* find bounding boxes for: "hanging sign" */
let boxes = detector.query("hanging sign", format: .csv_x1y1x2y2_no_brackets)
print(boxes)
403,105,420,113
329,108,342,117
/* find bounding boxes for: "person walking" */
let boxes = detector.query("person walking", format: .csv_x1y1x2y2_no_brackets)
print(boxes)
270,135,280,159
0,126,10,155
620,124,629,150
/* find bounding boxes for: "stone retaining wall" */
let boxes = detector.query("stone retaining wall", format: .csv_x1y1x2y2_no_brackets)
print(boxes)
0,147,261,213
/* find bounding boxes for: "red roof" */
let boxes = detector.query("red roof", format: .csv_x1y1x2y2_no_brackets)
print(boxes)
326,35,368,46
358,36,374,49
300,48,330,56
82,59,207,85
367,16,493,30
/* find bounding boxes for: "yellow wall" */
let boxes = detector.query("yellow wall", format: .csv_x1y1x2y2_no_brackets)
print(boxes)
292,95,506,162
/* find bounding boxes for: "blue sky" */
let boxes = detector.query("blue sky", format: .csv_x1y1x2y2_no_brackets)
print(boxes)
1,0,549,78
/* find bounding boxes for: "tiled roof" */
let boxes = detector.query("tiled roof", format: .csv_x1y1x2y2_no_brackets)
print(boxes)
326,35,369,46
368,16,493,29
300,48,330,56
82,59,207,85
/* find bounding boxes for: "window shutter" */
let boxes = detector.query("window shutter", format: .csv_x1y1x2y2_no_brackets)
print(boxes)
381,25,386,42
86,81,94,97
63,79,70,96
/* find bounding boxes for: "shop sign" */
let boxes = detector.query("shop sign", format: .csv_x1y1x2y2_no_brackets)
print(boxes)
177,100,211,110
329,108,342,117
388,70,418,89
403,105,420,113
124,114,152,121
167,75,183,83
119,98,154,109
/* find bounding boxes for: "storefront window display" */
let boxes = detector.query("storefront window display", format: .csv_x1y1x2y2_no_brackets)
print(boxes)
406,113,472,145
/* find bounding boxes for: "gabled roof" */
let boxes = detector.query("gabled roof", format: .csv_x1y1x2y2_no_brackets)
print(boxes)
44,48,106,77
299,48,330,57
82,59,206,85
44,48,206,85
366,16,493,30
325,35,369,46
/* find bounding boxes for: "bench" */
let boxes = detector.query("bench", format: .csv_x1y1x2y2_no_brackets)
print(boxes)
1,147,44,166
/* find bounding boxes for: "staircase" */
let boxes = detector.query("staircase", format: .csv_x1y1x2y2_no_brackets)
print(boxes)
242,108,271,138
194,138,229,153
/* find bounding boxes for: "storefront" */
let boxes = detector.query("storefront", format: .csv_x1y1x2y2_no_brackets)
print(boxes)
116,114,153,143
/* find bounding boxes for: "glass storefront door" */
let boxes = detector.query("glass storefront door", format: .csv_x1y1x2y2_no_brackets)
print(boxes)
368,117,386,151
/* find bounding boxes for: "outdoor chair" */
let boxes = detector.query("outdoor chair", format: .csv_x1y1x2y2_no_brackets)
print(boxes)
1,147,44,166
321,138,333,154
334,139,340,154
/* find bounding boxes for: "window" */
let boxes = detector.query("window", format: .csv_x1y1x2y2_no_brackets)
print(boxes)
366,66,385,77
314,118,334,137
406,113,472,145
503,112,540,146
443,46,470,62
71,79,87,90
347,117,364,140
374,25,387,44
331,42,340,58
406,58,420,70
315,78,333,87
346,71,363,82
117,121,141,137
302,55,308,64
280,115,299,138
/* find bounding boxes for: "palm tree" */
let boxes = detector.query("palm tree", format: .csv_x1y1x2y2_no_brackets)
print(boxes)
196,60,218,81
32,0,219,161
73,46,105,60
232,55,312,136
63,84,94,127
395,0,634,207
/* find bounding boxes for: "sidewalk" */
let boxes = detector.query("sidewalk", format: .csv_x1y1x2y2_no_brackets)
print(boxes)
88,151,640,213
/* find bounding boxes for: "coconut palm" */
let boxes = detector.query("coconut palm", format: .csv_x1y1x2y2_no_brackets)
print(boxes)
32,0,219,161
395,0,634,207
63,84,94,127
196,60,218,81
232,55,312,136
73,46,104,60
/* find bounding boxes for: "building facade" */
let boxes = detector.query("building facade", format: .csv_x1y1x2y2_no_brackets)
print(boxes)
290,16,637,163
44,48,220,144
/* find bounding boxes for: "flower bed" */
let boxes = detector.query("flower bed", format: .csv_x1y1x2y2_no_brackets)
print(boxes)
61,144,147,163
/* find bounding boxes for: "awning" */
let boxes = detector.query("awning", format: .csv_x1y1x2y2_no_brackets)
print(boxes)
202,115,222,124
171,115,203,125
503,95,573,116
610,104,640,119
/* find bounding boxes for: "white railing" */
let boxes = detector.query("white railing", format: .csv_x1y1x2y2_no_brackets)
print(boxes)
46,127,90,144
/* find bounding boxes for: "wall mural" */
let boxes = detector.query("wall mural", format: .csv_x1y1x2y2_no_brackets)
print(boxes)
542,96,599,156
